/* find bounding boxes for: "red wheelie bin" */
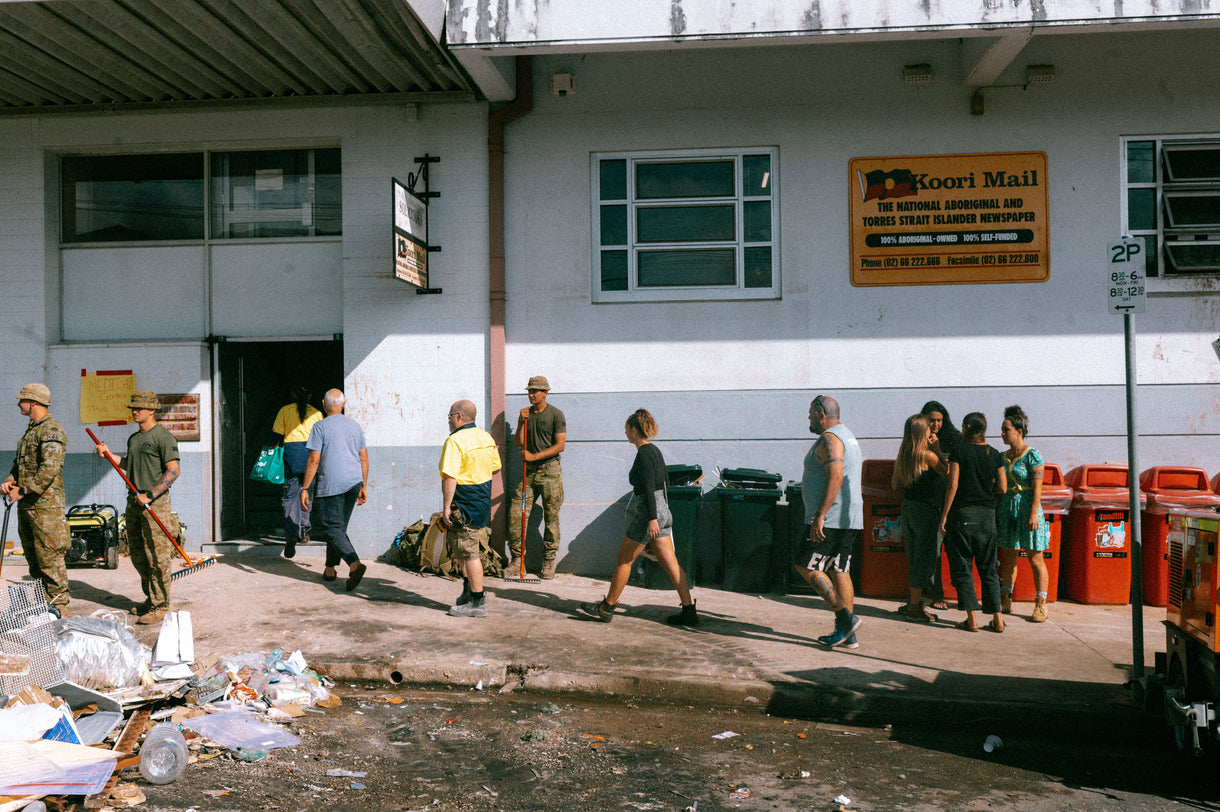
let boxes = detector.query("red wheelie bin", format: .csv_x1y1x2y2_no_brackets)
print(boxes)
860,459,908,599
1139,466,1220,607
1063,464,1146,604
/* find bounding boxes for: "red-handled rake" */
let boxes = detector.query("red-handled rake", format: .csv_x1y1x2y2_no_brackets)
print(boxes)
504,412,541,584
86,428,217,580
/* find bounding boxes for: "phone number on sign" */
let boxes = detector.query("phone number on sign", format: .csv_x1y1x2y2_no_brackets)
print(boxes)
862,252,1040,269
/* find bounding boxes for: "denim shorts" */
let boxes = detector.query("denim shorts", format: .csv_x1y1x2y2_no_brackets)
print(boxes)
624,489,673,543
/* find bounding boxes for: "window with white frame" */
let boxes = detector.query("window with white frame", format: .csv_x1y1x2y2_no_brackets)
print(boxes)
61,147,341,244
1123,136,1220,278
592,148,779,302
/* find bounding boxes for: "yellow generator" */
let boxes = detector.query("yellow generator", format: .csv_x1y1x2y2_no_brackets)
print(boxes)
1164,512,1220,752
65,504,122,570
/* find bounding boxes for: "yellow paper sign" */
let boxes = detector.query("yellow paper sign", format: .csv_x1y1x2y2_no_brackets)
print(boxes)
80,370,134,425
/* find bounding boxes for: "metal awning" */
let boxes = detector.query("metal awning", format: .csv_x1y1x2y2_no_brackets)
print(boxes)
0,0,477,113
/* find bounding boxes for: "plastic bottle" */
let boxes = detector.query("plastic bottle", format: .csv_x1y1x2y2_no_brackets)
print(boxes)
138,723,189,785
21,801,47,812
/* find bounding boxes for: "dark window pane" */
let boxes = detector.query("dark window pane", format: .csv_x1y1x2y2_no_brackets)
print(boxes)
315,147,342,236
744,246,772,288
1141,235,1159,278
601,205,627,245
1127,141,1155,184
1165,240,1220,273
1163,145,1220,182
600,250,628,291
1127,188,1156,231
637,161,734,199
743,155,772,196
744,201,771,242
1164,192,1220,229
600,159,627,201
212,149,313,238
62,153,204,242
638,249,735,287
637,205,734,242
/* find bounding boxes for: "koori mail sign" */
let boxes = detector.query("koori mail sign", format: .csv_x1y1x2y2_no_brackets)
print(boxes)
849,152,1049,286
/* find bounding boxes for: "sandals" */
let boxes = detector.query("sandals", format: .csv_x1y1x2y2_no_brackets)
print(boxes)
985,619,1005,633
956,619,979,633
931,600,949,611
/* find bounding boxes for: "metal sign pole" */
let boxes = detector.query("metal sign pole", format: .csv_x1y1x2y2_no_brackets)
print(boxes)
1108,236,1146,682
1124,313,1143,680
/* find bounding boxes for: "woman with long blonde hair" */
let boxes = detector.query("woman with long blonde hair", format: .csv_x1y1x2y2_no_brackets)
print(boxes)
891,414,947,622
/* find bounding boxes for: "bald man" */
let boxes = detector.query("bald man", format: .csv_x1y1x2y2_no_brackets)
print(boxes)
301,389,369,591
439,400,502,617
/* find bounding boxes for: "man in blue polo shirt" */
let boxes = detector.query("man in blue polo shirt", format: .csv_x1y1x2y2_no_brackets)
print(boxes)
439,400,502,618
301,389,369,591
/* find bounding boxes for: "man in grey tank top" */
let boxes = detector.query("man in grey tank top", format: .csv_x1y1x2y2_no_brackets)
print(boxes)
794,395,865,649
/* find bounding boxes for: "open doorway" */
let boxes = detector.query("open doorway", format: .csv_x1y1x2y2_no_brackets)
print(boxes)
217,339,344,540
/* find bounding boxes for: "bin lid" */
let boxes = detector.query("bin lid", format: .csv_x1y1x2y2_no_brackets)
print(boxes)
1139,465,1220,512
1140,466,1212,493
1039,463,1072,505
861,458,902,498
1065,464,1147,508
1065,463,1130,490
1039,460,1068,492
720,467,782,486
666,464,703,486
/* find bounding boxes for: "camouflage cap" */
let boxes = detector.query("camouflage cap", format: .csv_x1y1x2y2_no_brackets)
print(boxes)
526,376,550,391
129,391,161,410
16,383,50,406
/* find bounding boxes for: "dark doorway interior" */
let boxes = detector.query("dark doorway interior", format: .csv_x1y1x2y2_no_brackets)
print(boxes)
218,339,344,540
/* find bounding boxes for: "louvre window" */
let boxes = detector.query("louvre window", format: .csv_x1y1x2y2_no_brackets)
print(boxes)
1124,138,1220,277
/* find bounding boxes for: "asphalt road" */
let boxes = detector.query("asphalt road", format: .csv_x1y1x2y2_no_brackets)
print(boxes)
128,685,1220,812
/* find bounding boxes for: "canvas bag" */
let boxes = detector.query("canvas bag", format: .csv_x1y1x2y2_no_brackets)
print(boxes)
249,445,285,485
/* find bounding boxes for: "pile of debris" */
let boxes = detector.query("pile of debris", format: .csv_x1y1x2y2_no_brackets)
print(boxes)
0,582,339,810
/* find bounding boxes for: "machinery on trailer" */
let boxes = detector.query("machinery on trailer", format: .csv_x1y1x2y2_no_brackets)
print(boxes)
1162,512,1220,753
65,503,122,570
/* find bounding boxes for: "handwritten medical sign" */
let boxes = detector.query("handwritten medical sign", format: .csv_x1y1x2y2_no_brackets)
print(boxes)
80,369,134,425
392,177,429,289
849,152,1049,286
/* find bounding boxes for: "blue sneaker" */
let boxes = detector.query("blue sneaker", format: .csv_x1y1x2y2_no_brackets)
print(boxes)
817,615,862,648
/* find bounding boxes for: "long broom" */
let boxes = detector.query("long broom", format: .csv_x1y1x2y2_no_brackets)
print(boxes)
86,428,217,580
0,499,9,580
503,412,541,584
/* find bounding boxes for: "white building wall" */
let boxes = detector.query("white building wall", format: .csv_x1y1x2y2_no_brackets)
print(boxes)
447,0,1218,47
498,31,1220,573
0,101,493,556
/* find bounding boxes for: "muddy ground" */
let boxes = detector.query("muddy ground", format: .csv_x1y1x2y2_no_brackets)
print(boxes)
120,684,1220,812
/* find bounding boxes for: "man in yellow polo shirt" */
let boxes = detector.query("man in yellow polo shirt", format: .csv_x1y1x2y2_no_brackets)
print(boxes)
439,400,502,618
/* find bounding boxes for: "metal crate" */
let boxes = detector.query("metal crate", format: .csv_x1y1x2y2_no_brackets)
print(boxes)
0,581,63,695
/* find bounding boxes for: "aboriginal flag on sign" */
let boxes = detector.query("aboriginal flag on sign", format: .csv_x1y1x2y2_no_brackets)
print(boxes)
859,168,917,202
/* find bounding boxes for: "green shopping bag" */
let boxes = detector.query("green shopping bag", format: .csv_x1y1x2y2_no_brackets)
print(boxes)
250,445,286,485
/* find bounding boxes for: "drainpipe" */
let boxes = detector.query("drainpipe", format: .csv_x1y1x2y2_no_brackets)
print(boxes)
488,56,533,548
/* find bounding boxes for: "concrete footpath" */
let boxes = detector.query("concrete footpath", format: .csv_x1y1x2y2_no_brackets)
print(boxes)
8,547,1168,737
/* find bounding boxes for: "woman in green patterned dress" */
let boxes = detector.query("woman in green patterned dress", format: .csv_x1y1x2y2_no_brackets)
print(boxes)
997,405,1051,623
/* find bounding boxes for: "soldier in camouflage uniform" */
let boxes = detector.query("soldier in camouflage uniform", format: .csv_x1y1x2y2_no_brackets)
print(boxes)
507,376,566,580
95,391,180,625
1,384,72,614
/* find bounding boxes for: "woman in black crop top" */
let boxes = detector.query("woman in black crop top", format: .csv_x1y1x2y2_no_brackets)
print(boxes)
938,412,1007,633
577,409,698,626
